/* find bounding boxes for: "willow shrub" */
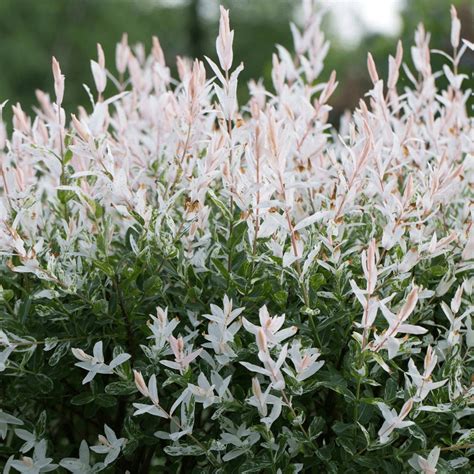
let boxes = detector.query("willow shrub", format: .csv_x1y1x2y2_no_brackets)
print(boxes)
0,3,473,473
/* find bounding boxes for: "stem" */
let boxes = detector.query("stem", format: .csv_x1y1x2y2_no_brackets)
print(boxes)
167,123,192,198
1,334,123,350
58,106,65,185
252,123,262,256
138,446,156,473
283,205,298,258
225,70,235,280
278,176,311,307
280,389,317,450
354,378,361,422
353,346,366,424
113,274,135,358
166,411,220,468
453,46,458,75
372,314,405,353
441,443,474,452
361,296,371,350
155,212,194,274
227,196,234,278
0,164,13,211
264,426,277,469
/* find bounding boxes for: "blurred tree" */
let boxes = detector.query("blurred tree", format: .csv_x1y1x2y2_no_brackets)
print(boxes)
189,0,204,59
0,0,471,127
0,0,295,121
0,0,190,113
326,0,473,123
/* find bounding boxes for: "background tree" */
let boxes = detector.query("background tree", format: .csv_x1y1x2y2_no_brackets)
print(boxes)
0,0,471,126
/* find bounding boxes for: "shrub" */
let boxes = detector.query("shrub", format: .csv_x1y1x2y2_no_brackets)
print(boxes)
0,3,472,473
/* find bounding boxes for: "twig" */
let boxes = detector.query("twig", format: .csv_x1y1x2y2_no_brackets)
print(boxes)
113,274,135,358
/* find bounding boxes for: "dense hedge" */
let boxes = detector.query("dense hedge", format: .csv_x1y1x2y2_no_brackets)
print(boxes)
0,4,472,473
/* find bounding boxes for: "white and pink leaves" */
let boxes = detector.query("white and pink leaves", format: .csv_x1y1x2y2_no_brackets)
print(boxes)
216,6,234,72
115,33,130,76
242,305,297,351
208,59,244,121
351,239,385,348
202,295,243,364
9,439,58,473
361,239,378,295
132,371,169,418
406,346,447,402
219,423,261,462
51,57,65,107
371,286,426,359
377,398,414,444
160,336,202,373
440,284,469,348
168,371,231,417
147,306,179,354
450,5,461,50
206,6,243,121
240,344,288,390
0,410,23,440
60,439,105,473
0,5,470,470
409,446,441,474
284,340,324,382
188,372,226,409
160,335,202,374
247,377,282,428
91,43,107,97
240,305,300,389
71,341,131,384
90,425,126,467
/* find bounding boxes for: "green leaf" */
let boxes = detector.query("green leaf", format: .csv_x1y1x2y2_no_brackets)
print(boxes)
332,421,353,436
63,149,74,165
274,290,288,307
124,416,142,438
309,273,325,291
384,378,398,403
70,392,95,406
92,299,108,315
143,275,163,293
308,417,325,440
95,394,117,407
407,424,427,449
31,374,54,394
19,296,32,323
183,396,195,429
337,437,356,455
49,342,70,367
430,265,447,277
162,373,187,388
105,381,136,396
164,444,205,456
122,439,139,457
0,288,14,302
95,203,104,219
305,370,355,401
241,460,275,473
229,221,247,248
57,189,75,204
212,258,230,281
92,260,114,277
357,422,371,447
36,410,47,437
208,189,232,219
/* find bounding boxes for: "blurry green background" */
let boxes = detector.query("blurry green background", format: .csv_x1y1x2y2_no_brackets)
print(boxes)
0,0,472,126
